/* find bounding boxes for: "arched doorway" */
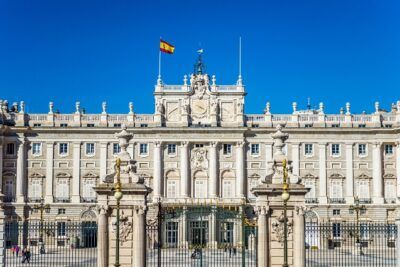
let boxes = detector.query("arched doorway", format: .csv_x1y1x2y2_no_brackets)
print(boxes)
81,210,97,248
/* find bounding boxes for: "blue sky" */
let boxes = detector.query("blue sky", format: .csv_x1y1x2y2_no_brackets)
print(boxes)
1,0,399,114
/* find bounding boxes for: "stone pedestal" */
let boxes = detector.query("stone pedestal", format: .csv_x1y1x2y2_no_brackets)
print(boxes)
94,183,151,267
252,183,308,267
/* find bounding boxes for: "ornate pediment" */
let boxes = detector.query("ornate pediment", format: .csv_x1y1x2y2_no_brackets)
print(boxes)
56,172,72,178
303,173,317,179
330,173,344,179
190,74,211,100
83,171,99,179
29,172,45,179
383,173,396,179
357,173,371,179
249,173,261,179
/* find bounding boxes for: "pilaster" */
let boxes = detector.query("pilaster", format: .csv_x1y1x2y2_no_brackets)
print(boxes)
0,141,3,192
72,142,81,203
209,142,218,198
100,142,108,183
45,142,54,203
293,206,305,267
97,205,109,267
291,143,300,177
180,142,190,198
153,141,163,201
345,142,354,204
372,142,384,204
396,142,400,199
16,136,26,203
236,141,245,198
318,143,327,204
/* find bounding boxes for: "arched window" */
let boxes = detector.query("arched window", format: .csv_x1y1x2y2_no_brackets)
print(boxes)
165,170,180,198
193,171,208,198
221,170,235,198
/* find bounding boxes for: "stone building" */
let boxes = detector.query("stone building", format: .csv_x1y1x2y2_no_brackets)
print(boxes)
0,56,400,247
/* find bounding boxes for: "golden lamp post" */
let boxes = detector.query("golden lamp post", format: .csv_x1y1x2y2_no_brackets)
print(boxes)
33,195,50,254
114,158,123,267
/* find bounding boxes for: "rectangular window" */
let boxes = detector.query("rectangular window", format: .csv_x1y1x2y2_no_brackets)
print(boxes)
385,124,393,128
304,180,315,199
166,222,178,246
113,143,121,154
59,143,68,155
56,179,69,198
331,124,340,128
57,222,66,236
357,180,370,198
60,123,68,127
32,143,42,155
330,180,343,198
331,144,340,156
222,180,234,198
166,180,177,198
195,144,204,148
139,143,148,155
6,143,15,155
333,209,340,216
86,143,95,155
358,144,367,156
87,124,95,127
83,179,96,198
223,144,232,155
304,124,313,128
219,222,234,244
384,180,396,199
167,144,176,155
304,144,313,156
251,144,260,155
58,208,66,215
385,144,394,155
114,123,122,128
33,123,42,127
358,124,366,128
194,180,207,198
29,179,42,199
332,223,341,238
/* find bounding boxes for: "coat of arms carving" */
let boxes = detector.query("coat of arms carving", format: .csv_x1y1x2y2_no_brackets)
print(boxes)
191,148,208,170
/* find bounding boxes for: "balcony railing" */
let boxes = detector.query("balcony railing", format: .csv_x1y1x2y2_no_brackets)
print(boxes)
3,196,15,203
81,197,97,203
305,198,319,204
329,198,346,204
358,198,372,204
53,197,71,203
28,197,42,203
384,198,397,204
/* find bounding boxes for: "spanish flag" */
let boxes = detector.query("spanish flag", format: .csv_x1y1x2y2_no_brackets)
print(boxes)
160,39,175,54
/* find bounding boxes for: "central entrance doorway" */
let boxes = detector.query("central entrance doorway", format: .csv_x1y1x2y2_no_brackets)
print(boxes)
189,221,208,246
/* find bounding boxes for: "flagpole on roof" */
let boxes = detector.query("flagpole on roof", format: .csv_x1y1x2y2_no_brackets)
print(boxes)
237,36,243,85
157,37,162,85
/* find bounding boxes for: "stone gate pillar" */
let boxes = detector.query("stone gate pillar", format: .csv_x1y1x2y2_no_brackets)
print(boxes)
252,125,308,267
94,125,152,267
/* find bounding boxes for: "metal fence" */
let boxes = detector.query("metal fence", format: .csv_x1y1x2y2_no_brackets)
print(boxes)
146,203,257,267
305,222,397,267
4,220,97,267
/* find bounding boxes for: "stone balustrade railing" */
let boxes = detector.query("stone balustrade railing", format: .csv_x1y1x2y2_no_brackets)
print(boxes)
1,111,399,128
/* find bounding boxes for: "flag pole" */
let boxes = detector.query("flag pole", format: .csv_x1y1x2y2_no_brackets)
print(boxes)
237,36,243,85
158,37,162,85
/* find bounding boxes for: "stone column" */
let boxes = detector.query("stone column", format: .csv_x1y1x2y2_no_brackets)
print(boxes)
291,143,300,177
372,142,384,204
133,206,146,267
236,141,245,198
209,142,218,198
100,142,108,183
293,206,305,267
209,207,217,247
97,205,109,267
345,143,354,204
180,207,188,248
16,137,26,203
318,143,327,204
396,142,400,199
180,142,190,198
72,142,81,203
153,141,163,201
45,142,54,203
257,206,269,267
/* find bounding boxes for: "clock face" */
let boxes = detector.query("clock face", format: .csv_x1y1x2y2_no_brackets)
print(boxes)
192,100,208,116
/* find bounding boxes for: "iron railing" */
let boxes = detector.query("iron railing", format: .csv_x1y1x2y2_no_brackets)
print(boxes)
328,198,346,204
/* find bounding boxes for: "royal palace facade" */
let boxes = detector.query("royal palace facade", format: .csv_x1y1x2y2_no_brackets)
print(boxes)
1,60,400,246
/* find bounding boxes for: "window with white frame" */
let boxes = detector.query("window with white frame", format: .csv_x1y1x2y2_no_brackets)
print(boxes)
331,144,340,156
194,179,207,198
223,144,232,155
248,178,259,199
139,143,148,155
166,180,178,198
59,143,68,155
384,144,394,155
304,144,313,156
356,180,369,198
85,143,95,155
167,144,176,155
83,179,96,199
56,179,69,199
6,143,15,155
384,180,396,199
29,179,42,199
304,180,316,199
330,180,343,198
166,221,178,246
251,144,260,155
4,178,15,198
222,179,234,198
57,222,66,237
113,143,121,154
32,143,42,156
358,144,367,156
